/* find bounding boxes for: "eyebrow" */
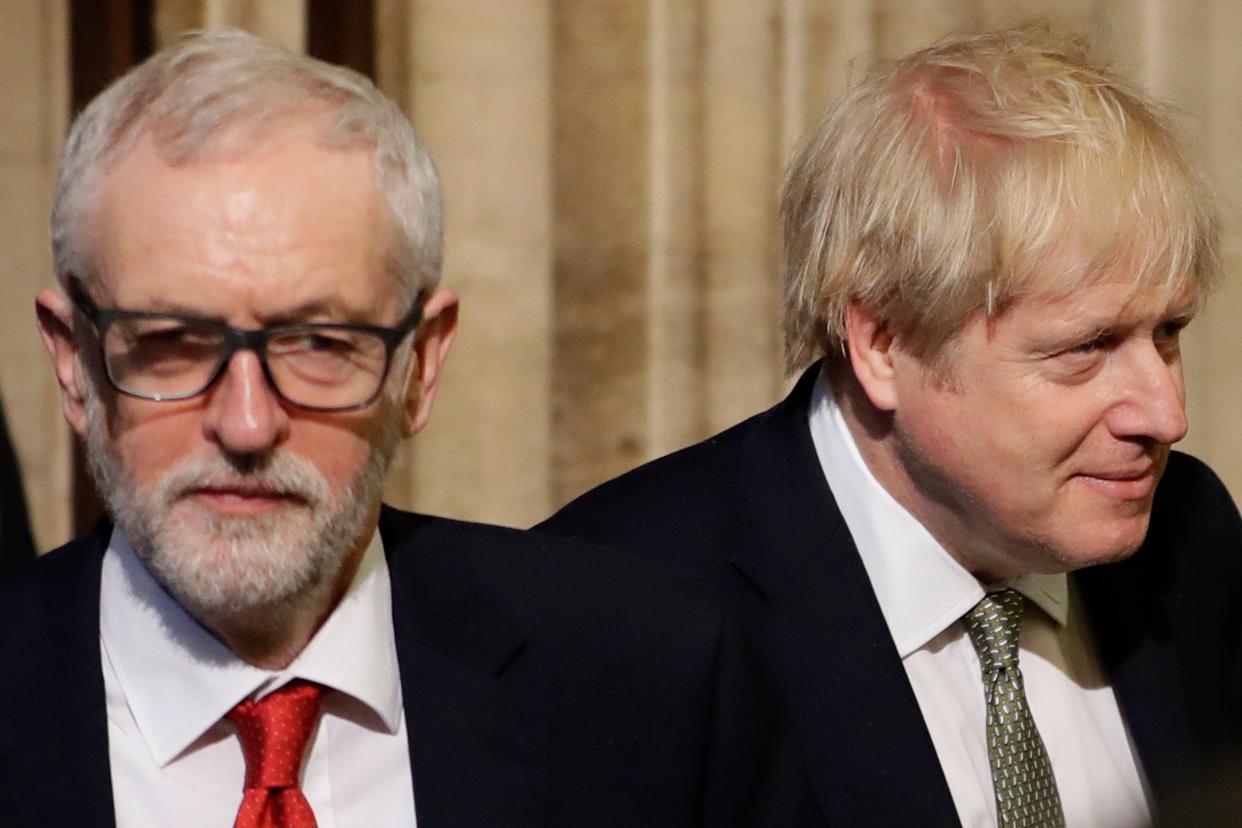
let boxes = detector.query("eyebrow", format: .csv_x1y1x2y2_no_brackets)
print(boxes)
1164,297,1202,321
1023,294,1200,350
256,300,377,326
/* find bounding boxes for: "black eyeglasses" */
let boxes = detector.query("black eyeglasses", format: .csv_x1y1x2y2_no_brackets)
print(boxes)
68,280,426,412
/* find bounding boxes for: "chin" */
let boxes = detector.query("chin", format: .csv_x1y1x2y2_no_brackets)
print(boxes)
1049,523,1150,572
140,514,331,616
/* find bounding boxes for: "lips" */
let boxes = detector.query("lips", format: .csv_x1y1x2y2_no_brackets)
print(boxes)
194,485,296,498
1073,465,1157,500
185,485,307,516
1082,465,1153,482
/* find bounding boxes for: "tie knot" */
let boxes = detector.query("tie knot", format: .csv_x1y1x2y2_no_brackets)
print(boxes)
228,680,323,790
963,589,1025,674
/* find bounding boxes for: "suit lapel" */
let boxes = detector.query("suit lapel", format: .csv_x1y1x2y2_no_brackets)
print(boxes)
382,511,550,828
728,369,959,825
1077,550,1192,798
0,525,116,827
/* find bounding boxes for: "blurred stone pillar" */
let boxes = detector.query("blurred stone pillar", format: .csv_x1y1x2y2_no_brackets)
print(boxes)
699,0,785,433
644,0,707,461
154,0,304,50
0,1,70,550
548,0,797,507
549,1,657,505
1152,0,1242,495
383,0,556,526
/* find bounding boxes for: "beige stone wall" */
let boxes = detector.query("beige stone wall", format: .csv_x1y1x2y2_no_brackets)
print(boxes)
0,1,69,550
4,0,1240,550
389,0,556,523
155,0,304,51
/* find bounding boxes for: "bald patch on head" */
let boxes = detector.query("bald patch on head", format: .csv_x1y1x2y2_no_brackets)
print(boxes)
903,67,1008,191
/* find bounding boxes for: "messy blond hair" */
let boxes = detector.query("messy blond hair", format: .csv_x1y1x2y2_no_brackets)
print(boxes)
781,24,1219,374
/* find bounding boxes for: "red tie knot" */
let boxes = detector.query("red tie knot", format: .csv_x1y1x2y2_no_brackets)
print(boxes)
228,680,323,790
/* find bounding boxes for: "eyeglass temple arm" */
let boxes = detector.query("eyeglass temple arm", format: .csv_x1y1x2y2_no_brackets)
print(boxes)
65,276,100,320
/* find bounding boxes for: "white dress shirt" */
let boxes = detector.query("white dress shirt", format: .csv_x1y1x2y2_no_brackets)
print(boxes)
808,369,1150,828
100,528,418,827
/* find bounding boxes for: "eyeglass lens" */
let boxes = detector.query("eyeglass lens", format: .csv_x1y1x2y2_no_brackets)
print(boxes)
102,317,391,409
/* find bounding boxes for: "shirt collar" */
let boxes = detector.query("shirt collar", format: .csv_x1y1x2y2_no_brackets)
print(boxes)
807,366,1067,658
100,526,402,767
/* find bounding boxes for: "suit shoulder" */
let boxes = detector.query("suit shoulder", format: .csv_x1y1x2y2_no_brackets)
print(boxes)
0,530,105,631
1152,451,1240,539
538,374,825,589
541,369,819,535
382,510,732,718
574,416,755,510
1134,451,1242,585
0,531,106,751
536,407,769,552
382,507,721,627
1161,450,1236,497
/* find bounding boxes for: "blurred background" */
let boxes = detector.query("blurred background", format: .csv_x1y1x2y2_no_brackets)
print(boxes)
2,0,1240,553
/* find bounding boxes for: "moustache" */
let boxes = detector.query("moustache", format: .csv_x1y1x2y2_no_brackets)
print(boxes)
155,452,331,508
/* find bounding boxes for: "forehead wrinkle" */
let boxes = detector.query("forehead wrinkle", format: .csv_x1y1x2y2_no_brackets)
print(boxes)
94,131,392,326
1035,281,1193,335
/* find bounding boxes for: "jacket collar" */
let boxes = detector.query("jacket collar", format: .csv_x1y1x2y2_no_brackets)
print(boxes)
726,364,960,825
1076,531,1191,800
380,508,548,826
0,521,117,827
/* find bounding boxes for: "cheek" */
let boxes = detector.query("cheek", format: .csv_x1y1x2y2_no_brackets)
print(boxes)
1029,389,1116,469
283,421,375,493
108,403,379,495
900,390,1004,475
900,387,1068,500
111,405,203,487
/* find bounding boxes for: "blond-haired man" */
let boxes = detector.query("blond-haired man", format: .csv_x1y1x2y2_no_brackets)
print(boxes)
544,27,1242,826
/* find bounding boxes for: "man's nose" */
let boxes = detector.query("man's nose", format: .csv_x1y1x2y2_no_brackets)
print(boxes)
1107,344,1189,445
202,350,289,455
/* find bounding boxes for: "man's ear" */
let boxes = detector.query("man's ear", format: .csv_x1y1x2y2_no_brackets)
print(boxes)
35,288,91,437
400,287,459,437
843,300,899,412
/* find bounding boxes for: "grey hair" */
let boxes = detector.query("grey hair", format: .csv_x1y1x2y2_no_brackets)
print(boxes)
52,28,442,302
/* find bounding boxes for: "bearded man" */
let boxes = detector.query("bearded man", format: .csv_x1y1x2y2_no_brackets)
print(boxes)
0,30,779,827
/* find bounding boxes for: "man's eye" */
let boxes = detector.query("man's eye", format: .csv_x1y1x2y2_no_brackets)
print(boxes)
1074,338,1100,354
276,333,355,354
306,334,353,352
1069,335,1106,356
269,333,374,373
1046,334,1110,379
1150,322,1187,359
1156,319,1189,343
136,325,212,347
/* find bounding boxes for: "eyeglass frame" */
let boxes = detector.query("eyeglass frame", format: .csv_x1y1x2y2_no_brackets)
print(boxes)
66,278,428,412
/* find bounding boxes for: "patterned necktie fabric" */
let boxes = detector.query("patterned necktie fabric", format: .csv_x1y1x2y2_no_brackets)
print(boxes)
962,589,1066,828
227,680,323,828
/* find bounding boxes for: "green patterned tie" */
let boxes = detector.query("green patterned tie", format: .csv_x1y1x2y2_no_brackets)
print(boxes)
963,590,1066,828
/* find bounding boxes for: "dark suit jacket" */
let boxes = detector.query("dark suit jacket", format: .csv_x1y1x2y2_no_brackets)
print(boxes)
0,398,36,580
0,507,786,827
540,363,1242,825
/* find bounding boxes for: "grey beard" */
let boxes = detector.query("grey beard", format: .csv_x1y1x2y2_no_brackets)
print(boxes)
82,393,400,629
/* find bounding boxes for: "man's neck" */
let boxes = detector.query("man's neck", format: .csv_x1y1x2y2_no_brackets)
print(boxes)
829,370,1016,582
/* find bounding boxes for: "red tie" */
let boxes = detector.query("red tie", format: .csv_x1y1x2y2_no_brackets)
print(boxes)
227,681,323,828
